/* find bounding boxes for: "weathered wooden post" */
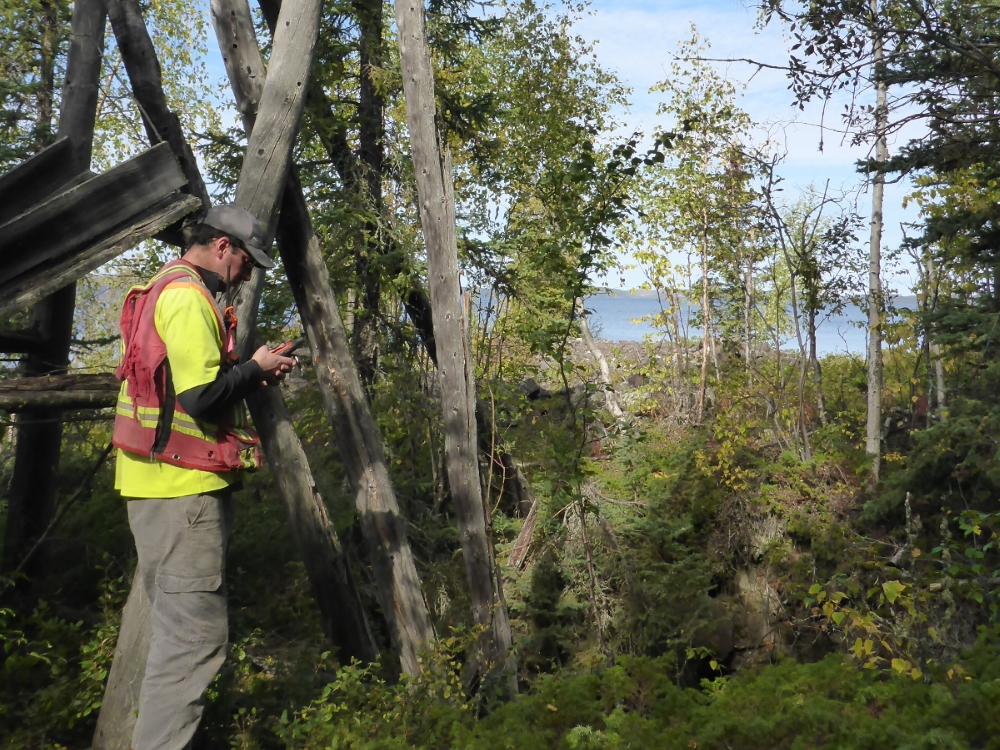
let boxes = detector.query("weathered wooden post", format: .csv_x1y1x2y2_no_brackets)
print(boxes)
212,0,434,675
394,0,515,689
214,0,382,665
1,0,106,579
106,0,210,217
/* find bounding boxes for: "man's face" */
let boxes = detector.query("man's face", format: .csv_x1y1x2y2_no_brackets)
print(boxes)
216,236,256,286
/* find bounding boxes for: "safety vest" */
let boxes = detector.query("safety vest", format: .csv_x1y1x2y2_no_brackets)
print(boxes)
112,259,262,472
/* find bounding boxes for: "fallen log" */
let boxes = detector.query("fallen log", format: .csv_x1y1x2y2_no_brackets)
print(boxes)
0,373,118,412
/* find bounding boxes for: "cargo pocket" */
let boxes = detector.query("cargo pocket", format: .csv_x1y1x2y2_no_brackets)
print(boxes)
159,505,225,594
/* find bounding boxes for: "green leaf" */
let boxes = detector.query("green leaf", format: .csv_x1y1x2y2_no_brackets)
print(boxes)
882,580,906,604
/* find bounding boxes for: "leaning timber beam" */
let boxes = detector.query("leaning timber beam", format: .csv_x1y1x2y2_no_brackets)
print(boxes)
214,0,434,675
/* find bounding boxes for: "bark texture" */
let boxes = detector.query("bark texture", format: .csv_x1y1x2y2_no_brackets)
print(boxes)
92,573,151,750
394,0,514,688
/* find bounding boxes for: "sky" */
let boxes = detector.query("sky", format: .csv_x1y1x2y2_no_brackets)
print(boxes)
570,0,922,291
199,0,923,293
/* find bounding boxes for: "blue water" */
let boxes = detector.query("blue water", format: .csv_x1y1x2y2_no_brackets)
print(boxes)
584,291,876,356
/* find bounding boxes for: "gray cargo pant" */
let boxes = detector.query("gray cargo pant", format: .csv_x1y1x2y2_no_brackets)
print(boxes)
127,492,235,750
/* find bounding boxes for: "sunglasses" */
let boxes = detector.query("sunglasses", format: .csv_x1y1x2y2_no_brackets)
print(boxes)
229,237,259,270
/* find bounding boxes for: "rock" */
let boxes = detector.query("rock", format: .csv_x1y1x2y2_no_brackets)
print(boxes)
518,377,550,401
626,373,645,388
731,566,785,666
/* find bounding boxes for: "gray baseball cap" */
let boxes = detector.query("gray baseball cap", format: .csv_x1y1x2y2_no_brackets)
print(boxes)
200,204,274,269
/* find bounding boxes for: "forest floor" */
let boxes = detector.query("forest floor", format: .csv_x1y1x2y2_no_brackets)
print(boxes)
3,343,1000,749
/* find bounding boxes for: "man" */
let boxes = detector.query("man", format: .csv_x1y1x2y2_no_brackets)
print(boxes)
112,204,296,750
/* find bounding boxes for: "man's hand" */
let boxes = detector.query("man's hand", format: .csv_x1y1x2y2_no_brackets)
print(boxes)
251,345,296,385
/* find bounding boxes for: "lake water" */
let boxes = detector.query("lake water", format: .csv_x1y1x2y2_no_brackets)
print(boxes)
584,291,913,357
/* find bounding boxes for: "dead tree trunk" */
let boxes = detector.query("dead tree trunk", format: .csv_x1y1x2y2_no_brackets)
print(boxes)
696,230,710,424
350,0,387,391
925,254,946,416
577,299,622,419
213,0,433,674
1,0,105,579
395,0,514,689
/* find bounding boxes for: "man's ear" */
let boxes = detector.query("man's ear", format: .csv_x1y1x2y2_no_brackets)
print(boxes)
215,236,232,258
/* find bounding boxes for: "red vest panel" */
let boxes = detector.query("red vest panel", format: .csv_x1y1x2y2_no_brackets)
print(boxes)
112,259,262,472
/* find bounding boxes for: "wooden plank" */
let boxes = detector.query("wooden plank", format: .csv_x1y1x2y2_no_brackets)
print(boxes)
0,139,80,225
0,143,187,285
395,0,515,689
0,193,200,320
